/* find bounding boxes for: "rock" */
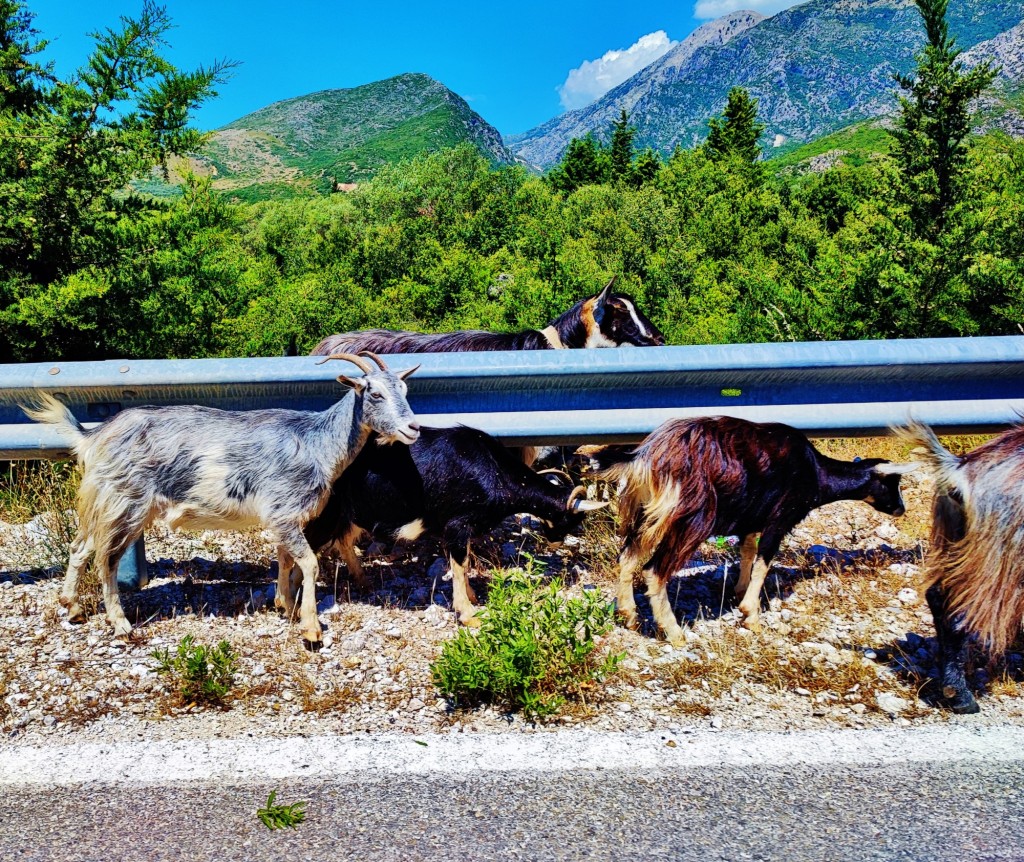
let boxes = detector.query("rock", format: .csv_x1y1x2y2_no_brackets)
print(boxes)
408,697,425,711
794,687,812,696
252,663,266,677
501,542,519,563
710,717,722,729
385,627,403,639
874,523,900,541
615,702,633,713
422,604,447,625
876,693,909,715
897,588,919,605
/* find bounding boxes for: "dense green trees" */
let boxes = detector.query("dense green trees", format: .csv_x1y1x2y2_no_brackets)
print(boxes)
0,2,1021,364
0,0,231,361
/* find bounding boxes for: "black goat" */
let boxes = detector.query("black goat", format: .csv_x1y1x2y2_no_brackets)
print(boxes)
309,278,664,355
589,417,913,644
278,426,608,625
898,420,1024,714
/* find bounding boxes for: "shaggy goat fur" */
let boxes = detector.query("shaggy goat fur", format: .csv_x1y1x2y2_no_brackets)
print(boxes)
22,353,419,646
591,417,910,644
898,421,1024,658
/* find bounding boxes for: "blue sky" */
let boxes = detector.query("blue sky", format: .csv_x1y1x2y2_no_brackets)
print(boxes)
27,1,799,136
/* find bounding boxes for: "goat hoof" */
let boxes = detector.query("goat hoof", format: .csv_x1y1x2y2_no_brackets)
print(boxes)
302,636,323,652
111,619,133,638
741,617,762,633
61,601,87,623
947,691,981,714
458,613,482,629
617,609,640,631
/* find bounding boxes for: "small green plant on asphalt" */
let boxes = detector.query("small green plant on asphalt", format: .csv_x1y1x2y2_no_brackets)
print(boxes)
257,790,307,831
431,563,622,719
151,635,238,707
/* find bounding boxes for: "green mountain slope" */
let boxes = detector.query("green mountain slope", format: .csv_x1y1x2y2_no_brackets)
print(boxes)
183,73,514,201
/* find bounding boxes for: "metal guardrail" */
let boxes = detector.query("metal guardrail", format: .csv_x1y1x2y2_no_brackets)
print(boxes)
2,335,1024,459
4,335,1022,589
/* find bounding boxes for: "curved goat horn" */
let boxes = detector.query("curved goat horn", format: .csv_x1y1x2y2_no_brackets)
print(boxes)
314,352,374,375
874,461,923,476
358,350,388,371
537,468,573,485
567,485,587,511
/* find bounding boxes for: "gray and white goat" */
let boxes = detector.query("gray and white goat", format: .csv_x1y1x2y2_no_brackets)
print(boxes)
22,351,420,646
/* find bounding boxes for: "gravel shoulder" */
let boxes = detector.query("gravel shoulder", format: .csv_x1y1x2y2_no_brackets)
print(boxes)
2,465,1023,747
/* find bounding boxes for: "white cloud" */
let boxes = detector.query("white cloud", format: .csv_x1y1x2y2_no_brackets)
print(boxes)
558,31,677,110
694,0,802,19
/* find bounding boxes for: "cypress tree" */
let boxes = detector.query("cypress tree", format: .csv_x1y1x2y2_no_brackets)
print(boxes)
705,87,764,163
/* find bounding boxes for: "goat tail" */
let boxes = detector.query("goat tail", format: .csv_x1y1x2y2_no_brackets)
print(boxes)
893,419,963,495
21,391,87,454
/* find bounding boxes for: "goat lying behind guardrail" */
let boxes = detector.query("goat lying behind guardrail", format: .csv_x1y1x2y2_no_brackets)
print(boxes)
21,351,420,646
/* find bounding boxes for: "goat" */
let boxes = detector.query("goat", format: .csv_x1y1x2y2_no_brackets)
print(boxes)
897,420,1024,714
22,352,420,646
309,278,665,355
276,425,608,626
588,417,913,644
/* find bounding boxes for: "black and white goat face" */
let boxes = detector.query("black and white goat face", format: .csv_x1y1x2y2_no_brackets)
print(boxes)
585,279,665,348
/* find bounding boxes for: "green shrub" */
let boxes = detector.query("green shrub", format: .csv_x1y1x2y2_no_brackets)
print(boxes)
257,790,307,831
151,635,238,707
431,566,621,719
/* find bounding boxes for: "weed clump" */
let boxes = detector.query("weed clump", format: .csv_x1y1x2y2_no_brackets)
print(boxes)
257,790,306,830
431,566,621,719
152,635,238,708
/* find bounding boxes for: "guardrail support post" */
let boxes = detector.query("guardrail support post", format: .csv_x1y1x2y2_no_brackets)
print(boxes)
116,537,148,591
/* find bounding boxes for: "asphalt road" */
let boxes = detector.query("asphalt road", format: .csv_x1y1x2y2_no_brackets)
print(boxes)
2,728,1023,862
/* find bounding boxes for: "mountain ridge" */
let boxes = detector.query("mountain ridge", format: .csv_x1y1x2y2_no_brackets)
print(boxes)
511,0,1024,168
185,73,513,200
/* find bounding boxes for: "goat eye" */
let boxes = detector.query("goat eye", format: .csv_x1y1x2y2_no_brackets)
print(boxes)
371,391,384,401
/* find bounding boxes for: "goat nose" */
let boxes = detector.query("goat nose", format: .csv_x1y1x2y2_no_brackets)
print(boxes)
409,422,421,432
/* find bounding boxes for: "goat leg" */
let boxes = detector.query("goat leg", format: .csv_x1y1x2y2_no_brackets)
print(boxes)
60,532,92,623
643,566,685,646
446,538,479,627
274,547,298,616
926,583,980,714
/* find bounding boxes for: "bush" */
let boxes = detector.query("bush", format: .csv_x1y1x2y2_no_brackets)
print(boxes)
151,635,238,707
431,566,621,719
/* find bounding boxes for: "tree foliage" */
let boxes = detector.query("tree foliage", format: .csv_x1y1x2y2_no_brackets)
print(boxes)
705,87,765,164
0,4,1021,364
0,1,232,361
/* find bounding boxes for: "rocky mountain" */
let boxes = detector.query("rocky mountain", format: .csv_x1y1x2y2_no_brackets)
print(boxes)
505,11,765,167
185,73,514,201
510,0,1024,169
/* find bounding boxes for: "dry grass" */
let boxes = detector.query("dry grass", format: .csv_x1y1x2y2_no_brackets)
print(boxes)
0,460,81,574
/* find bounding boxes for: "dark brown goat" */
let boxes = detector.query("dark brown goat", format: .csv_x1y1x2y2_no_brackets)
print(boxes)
589,417,913,645
898,420,1024,713
309,279,664,355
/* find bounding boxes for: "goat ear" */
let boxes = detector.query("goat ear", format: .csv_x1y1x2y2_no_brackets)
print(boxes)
596,276,616,305
337,375,366,392
573,498,610,513
874,461,923,476
397,364,420,381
